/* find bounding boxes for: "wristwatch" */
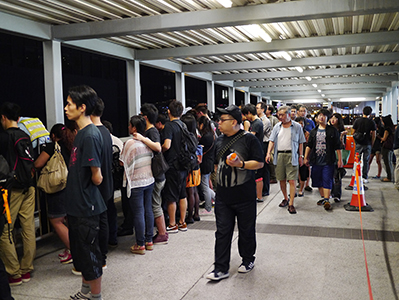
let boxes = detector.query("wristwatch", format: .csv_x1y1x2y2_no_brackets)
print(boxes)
300,155,304,158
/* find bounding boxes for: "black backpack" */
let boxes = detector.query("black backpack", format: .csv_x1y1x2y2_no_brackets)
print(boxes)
173,120,198,171
111,144,124,191
6,129,35,190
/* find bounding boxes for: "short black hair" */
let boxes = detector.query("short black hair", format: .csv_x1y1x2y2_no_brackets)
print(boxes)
68,85,98,116
102,120,113,133
318,108,331,120
130,115,146,135
156,114,167,125
0,102,20,121
91,97,105,117
257,102,267,113
168,100,183,118
141,103,158,125
266,104,274,113
363,106,372,116
242,103,256,116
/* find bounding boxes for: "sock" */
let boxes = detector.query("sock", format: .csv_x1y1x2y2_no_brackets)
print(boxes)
91,293,102,300
324,198,329,202
81,283,90,295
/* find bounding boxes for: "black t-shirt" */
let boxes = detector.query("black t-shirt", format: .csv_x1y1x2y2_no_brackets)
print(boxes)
250,119,264,144
65,124,106,217
199,132,215,175
41,141,71,167
145,126,165,182
161,120,183,168
214,130,263,204
353,117,376,145
97,125,113,201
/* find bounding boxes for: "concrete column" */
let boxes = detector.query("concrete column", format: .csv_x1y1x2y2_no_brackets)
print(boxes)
126,60,140,118
382,94,387,115
206,81,215,113
386,90,392,117
43,41,64,128
228,86,235,106
391,82,398,124
244,92,250,104
175,72,186,107
374,100,379,116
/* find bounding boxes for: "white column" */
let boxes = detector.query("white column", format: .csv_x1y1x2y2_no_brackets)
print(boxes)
206,81,215,113
374,100,379,116
175,72,186,107
126,60,140,118
391,82,398,124
228,86,235,106
244,92,250,104
43,41,64,128
382,94,387,115
257,95,262,104
387,90,392,117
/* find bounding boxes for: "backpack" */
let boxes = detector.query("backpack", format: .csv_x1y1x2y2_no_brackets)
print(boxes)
111,144,124,190
173,120,198,171
6,129,35,190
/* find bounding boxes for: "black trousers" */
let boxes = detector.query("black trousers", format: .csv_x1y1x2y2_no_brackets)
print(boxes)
262,142,270,194
214,198,257,273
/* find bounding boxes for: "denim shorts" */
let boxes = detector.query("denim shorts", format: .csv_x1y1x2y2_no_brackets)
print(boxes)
311,164,335,190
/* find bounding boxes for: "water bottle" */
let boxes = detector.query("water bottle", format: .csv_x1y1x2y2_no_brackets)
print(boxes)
226,152,238,164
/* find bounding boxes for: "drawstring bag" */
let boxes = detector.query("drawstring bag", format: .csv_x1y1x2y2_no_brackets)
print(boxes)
37,142,68,194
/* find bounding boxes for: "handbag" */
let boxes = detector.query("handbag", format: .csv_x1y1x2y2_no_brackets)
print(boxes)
186,168,201,187
37,142,68,194
151,151,169,178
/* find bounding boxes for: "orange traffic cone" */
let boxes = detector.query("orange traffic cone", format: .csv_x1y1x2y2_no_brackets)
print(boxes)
344,161,357,190
344,155,373,212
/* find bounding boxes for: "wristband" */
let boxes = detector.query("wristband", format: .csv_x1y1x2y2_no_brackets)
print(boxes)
240,161,245,169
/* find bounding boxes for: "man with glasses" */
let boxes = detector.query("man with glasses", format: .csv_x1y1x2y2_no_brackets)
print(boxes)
206,105,263,281
266,106,306,214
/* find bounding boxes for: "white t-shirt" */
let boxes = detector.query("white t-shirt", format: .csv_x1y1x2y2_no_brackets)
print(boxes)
277,126,291,151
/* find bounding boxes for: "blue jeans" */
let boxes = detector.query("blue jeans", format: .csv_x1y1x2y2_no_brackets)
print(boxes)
198,173,215,212
129,183,154,246
355,144,372,179
214,197,257,273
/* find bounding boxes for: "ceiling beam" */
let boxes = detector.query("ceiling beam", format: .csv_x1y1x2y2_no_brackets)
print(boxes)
136,31,399,60
249,84,389,93
182,52,399,72
268,95,378,101
213,65,399,81
52,0,399,41
234,75,398,87
261,89,382,96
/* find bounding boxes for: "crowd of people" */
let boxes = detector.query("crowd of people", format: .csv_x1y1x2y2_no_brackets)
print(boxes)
0,89,399,298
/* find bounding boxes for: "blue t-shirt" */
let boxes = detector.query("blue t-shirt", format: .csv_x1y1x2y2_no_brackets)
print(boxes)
65,124,106,217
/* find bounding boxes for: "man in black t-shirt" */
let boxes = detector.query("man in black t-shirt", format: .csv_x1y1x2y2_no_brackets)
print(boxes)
206,105,264,281
352,106,376,181
91,98,114,264
65,85,105,300
161,100,188,233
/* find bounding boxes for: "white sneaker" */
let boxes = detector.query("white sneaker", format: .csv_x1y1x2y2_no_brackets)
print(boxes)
363,179,369,183
206,270,229,281
70,291,90,299
238,261,255,273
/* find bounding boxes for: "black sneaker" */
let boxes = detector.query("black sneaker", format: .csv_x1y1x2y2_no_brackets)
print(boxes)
238,261,255,273
256,198,264,203
206,270,230,281
317,199,325,206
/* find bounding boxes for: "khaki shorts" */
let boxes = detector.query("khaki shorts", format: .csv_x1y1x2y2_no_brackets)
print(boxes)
275,153,298,181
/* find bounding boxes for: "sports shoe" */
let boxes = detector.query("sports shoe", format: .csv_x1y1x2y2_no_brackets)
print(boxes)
60,252,73,264
72,268,82,276
153,233,168,245
372,176,381,179
70,291,91,300
238,261,255,273
363,179,369,183
145,242,154,251
324,200,331,210
333,198,341,203
166,224,178,233
256,198,264,203
21,272,30,283
58,248,69,259
206,270,230,281
304,186,313,192
8,276,22,286
317,199,325,206
178,222,187,231
130,244,145,255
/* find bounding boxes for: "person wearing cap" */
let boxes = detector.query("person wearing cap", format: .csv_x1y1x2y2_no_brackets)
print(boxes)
266,106,306,214
206,105,264,281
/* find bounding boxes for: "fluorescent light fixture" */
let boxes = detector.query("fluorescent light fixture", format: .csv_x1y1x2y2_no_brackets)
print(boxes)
216,0,232,8
305,76,312,81
339,97,366,101
375,97,379,99
295,67,303,73
317,89,321,93
242,24,272,42
280,51,292,61
321,94,325,97
292,99,320,103
312,84,317,88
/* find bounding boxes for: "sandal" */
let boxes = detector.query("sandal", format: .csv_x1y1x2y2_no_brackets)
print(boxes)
279,199,289,207
381,178,391,182
298,193,304,197
287,205,297,214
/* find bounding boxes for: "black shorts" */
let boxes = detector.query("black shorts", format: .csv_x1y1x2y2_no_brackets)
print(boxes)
68,214,103,281
46,190,66,219
162,168,187,203
299,165,309,181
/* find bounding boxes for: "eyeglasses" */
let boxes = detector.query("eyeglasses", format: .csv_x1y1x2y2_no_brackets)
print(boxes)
219,118,234,123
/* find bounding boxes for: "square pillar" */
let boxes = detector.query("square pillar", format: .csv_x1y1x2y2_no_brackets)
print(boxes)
228,86,235,106
175,72,186,107
43,41,64,128
207,81,215,113
126,60,141,118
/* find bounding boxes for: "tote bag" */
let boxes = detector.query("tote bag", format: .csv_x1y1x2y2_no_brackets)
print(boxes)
37,142,68,194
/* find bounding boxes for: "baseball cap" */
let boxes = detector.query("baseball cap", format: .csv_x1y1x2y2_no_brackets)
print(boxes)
217,105,242,124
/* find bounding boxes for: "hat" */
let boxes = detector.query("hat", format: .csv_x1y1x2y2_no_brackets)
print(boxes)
217,105,242,124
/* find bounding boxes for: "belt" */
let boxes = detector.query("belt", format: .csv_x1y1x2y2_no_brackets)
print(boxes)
278,150,291,153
